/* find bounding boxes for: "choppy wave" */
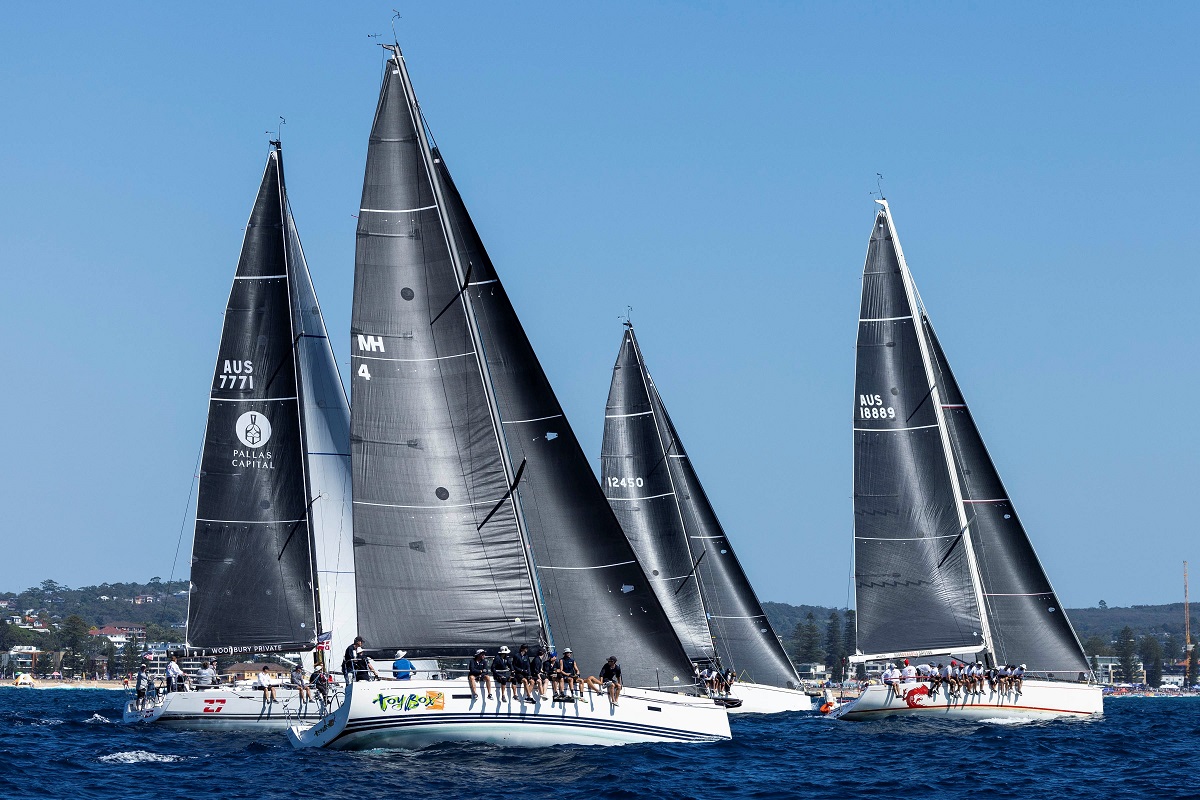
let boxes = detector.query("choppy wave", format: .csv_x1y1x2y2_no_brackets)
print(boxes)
98,751,188,764
0,688,1195,799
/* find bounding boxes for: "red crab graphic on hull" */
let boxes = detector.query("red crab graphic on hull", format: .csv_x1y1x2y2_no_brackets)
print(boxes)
901,685,932,708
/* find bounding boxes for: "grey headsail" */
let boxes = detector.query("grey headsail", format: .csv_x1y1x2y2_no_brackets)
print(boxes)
852,207,984,657
924,319,1091,676
436,157,696,690
604,326,801,688
187,146,319,652
349,55,544,657
285,200,356,663
600,327,715,663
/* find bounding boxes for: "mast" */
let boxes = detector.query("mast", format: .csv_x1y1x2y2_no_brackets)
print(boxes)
385,43,550,641
876,199,995,659
274,141,327,667
1186,561,1193,684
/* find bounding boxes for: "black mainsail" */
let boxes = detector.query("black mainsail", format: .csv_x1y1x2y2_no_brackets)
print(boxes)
603,326,800,688
350,46,695,689
851,200,1089,677
188,145,352,653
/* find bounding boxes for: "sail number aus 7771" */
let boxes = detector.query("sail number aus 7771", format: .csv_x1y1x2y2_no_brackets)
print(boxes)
859,394,895,419
605,476,644,488
217,360,254,390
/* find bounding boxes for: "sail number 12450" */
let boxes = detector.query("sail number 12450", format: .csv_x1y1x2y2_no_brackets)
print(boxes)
605,476,644,488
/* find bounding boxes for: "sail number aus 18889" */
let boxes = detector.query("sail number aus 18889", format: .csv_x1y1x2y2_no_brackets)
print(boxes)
859,394,895,419
605,476,644,488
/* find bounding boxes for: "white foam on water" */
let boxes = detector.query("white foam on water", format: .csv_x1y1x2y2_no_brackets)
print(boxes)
85,713,114,724
977,717,1036,726
98,751,188,764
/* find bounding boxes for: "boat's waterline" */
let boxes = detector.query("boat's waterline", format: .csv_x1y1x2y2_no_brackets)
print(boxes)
828,679,1103,721
289,678,731,749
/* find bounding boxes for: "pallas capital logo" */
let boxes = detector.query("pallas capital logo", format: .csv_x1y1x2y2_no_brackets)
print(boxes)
235,411,273,449
372,691,445,712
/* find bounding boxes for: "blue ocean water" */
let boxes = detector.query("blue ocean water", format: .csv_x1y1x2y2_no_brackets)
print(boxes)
0,689,1195,800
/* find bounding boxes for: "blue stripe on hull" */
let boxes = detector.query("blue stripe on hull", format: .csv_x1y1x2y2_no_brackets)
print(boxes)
335,712,722,746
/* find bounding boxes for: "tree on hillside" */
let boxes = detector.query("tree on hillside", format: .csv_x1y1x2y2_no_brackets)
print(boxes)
1081,635,1112,657
1163,634,1182,664
791,613,822,664
58,615,91,675
1138,635,1163,688
825,611,846,682
1098,600,1107,610
1115,626,1138,684
843,611,865,680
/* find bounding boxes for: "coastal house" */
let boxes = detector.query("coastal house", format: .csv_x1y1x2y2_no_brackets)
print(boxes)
3,646,44,674
1092,655,1146,685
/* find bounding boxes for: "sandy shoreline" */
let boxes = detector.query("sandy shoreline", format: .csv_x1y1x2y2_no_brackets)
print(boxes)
4,680,126,690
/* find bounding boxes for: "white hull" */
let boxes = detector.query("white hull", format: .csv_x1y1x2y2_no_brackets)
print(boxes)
288,678,730,749
828,679,1102,721
122,686,331,730
725,682,814,714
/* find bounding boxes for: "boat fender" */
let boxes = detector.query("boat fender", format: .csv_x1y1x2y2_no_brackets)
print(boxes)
819,702,835,714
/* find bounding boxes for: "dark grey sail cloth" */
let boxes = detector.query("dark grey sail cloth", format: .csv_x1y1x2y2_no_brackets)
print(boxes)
924,320,1091,676
349,63,544,657
187,149,318,652
601,328,716,663
852,211,983,656
434,157,697,691
607,328,801,688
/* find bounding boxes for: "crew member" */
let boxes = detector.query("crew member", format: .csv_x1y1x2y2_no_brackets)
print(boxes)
558,648,580,698
290,664,311,702
512,644,533,701
256,664,278,704
528,647,546,699
492,645,515,701
391,650,414,680
135,664,151,710
468,649,493,700
310,665,332,707
900,659,917,683
195,660,218,690
165,655,185,694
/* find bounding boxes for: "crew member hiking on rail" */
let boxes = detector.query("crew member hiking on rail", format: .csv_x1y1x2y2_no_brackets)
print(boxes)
492,646,515,701
468,649,493,701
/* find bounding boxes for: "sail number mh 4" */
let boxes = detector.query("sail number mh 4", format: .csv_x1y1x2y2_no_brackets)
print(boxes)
859,394,896,419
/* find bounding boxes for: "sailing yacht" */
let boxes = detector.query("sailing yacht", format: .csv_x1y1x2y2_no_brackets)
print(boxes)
602,324,811,714
124,143,356,728
828,200,1101,721
287,44,729,750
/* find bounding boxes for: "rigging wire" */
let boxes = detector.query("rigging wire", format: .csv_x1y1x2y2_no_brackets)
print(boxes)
167,433,205,585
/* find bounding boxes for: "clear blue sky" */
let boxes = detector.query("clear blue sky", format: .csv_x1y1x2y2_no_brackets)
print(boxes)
1,2,1195,608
